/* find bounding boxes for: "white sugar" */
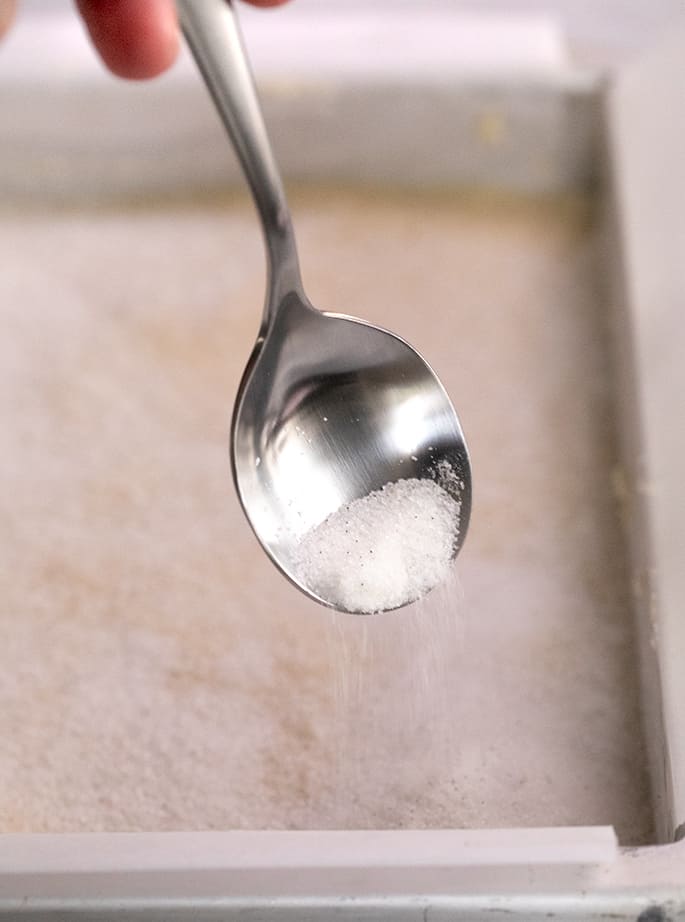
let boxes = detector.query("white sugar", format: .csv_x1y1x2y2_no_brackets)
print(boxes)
293,478,460,614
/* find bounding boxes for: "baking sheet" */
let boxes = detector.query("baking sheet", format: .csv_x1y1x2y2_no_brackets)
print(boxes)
0,188,653,843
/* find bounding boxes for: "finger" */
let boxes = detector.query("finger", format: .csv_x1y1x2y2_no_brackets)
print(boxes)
75,0,179,80
0,0,17,39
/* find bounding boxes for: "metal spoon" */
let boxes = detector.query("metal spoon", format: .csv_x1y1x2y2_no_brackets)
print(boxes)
178,0,471,613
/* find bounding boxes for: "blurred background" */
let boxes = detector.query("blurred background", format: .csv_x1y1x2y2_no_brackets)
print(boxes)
0,0,684,202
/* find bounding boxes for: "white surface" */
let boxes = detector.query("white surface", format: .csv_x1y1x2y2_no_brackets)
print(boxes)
5,0,685,74
0,2,598,202
0,6,568,84
0,827,618,875
0,828,683,919
607,24,685,842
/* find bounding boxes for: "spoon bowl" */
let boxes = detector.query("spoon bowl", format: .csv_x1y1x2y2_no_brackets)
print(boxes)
179,0,471,612
232,291,471,609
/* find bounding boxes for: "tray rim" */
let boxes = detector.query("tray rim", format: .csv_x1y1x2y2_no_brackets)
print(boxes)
0,827,683,919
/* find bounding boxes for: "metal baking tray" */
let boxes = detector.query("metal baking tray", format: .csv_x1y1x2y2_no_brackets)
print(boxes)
0,6,683,918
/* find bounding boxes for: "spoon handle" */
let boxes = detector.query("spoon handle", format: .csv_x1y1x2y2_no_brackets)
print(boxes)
177,0,302,319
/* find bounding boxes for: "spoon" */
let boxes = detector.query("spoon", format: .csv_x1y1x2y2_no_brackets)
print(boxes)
178,0,471,613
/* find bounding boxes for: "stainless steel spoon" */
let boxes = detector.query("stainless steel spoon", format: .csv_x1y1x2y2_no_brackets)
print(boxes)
178,0,471,613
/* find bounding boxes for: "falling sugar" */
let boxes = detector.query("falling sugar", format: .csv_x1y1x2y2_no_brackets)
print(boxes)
324,566,464,828
293,477,460,614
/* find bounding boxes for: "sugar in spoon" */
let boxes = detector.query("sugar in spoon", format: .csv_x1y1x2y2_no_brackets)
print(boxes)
178,0,471,613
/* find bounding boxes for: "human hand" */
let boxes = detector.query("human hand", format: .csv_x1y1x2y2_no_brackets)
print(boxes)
0,0,290,80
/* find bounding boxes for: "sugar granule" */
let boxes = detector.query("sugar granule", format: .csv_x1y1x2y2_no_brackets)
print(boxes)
293,478,460,614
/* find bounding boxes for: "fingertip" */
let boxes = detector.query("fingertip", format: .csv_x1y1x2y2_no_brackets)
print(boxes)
76,0,179,80
0,0,17,40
